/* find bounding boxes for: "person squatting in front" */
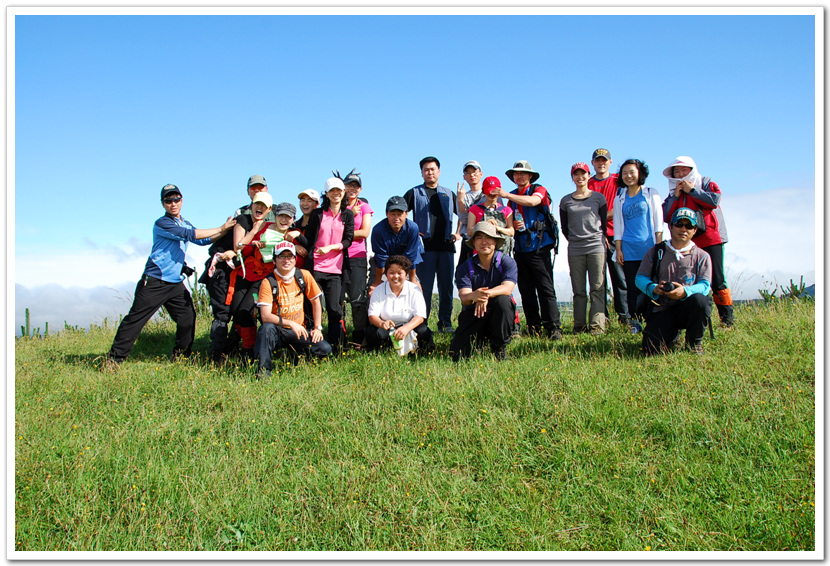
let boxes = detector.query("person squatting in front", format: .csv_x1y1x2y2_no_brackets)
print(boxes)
104,184,235,368
365,254,435,354
636,208,712,355
660,155,734,328
449,222,518,362
254,241,332,379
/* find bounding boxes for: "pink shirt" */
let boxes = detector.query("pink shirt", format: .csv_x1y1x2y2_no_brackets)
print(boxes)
346,200,374,259
314,209,346,274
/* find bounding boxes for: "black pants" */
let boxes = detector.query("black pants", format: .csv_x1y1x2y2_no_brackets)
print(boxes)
514,244,561,331
107,275,196,363
642,293,711,355
701,243,734,325
622,260,645,322
343,256,369,342
201,261,234,359
365,321,434,352
604,236,630,322
255,322,332,370
450,295,515,360
314,271,344,349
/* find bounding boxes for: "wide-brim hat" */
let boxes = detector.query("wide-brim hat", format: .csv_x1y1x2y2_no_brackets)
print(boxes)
505,160,540,184
466,221,506,249
662,156,697,178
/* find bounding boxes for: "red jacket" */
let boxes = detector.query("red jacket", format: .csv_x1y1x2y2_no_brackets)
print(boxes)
661,177,728,248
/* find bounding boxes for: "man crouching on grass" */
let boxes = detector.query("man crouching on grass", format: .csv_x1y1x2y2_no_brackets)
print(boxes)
635,207,712,355
449,222,517,362
254,241,331,380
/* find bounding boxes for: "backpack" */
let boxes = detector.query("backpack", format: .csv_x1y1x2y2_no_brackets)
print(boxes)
676,177,711,235
257,270,314,329
510,184,559,253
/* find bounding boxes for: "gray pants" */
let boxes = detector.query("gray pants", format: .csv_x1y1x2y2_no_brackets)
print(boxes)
568,253,606,332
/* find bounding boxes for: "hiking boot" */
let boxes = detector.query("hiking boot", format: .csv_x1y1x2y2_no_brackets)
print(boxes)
437,324,455,334
99,357,121,373
549,328,564,341
629,321,643,334
685,342,704,355
493,347,508,361
572,326,588,335
256,367,272,381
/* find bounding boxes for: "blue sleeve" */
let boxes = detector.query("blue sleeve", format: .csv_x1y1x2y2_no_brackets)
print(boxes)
370,225,388,268
502,256,518,284
405,222,423,266
155,216,205,243
683,280,711,298
635,273,657,299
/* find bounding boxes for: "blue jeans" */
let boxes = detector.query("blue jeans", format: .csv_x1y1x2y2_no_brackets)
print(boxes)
255,322,332,371
416,250,455,329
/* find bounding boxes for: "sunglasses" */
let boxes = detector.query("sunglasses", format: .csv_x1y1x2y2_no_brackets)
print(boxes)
673,221,694,229
163,196,182,204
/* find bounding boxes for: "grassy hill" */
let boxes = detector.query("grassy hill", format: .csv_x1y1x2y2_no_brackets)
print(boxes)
13,299,815,552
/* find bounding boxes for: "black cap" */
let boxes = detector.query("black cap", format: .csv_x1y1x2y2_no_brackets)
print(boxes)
592,148,612,161
161,184,181,200
386,196,407,213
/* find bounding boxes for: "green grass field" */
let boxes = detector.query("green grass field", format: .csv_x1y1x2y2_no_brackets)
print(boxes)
14,299,815,552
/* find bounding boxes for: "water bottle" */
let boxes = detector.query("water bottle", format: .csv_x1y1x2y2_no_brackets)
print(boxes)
515,211,527,233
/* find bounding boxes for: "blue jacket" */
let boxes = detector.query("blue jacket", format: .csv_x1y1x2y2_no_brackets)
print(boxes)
144,214,213,283
370,218,424,269
408,184,454,242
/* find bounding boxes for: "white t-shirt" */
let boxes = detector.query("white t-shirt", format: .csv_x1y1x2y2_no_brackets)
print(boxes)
367,280,427,326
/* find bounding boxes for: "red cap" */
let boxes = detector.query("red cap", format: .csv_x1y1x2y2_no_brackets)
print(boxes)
571,162,591,175
482,176,501,195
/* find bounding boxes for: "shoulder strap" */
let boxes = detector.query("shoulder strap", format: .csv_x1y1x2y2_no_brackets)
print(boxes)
651,242,666,282
265,274,280,306
294,268,307,293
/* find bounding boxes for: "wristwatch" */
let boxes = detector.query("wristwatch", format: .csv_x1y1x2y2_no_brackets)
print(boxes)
315,325,323,331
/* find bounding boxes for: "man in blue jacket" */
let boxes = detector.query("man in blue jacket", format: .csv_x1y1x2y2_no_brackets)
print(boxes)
404,157,459,333
103,184,236,369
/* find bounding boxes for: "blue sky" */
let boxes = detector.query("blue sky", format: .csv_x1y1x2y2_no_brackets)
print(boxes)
12,10,820,332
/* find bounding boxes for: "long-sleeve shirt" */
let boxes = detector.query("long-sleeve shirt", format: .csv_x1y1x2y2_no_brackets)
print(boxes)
144,214,212,283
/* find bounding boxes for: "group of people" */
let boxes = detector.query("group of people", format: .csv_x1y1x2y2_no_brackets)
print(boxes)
101,150,733,375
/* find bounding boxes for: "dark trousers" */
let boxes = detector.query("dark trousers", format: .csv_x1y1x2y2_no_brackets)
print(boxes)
416,250,455,329
642,293,711,355
622,260,645,321
514,244,561,331
107,275,196,363
313,271,344,348
701,243,734,325
450,295,515,360
604,237,630,322
201,262,234,359
365,321,434,351
255,322,332,370
229,278,262,349
343,256,369,342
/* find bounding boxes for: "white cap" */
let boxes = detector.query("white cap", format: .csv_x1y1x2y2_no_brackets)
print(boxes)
463,160,481,172
323,177,345,194
298,188,320,202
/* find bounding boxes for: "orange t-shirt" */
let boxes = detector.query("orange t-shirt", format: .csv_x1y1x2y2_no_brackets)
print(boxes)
256,269,322,326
